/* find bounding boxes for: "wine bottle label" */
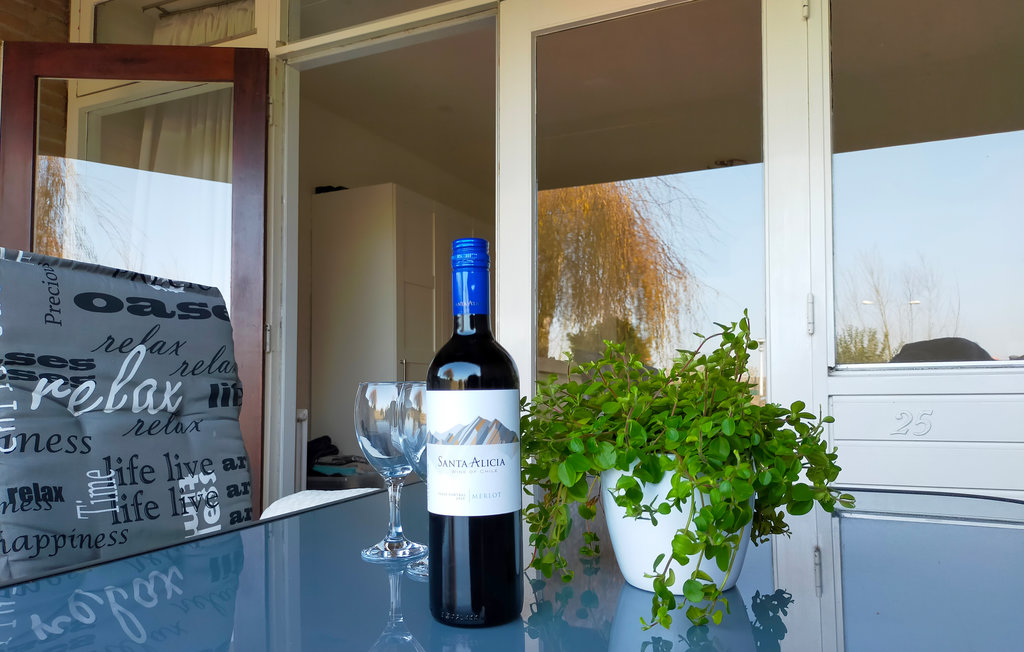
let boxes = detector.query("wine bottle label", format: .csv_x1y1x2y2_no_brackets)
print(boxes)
425,389,521,517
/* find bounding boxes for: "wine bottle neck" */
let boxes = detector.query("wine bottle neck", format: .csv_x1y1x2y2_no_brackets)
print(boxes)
452,266,491,335
453,313,492,336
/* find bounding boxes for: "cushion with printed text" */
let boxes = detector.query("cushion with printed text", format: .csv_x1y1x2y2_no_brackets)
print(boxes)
0,250,253,586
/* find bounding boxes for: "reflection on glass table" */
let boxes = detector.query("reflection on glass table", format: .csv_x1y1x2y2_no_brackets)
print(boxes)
371,561,426,652
1,485,1022,651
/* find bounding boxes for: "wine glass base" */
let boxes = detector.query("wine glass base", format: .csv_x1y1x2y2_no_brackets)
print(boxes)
361,539,427,563
406,557,429,581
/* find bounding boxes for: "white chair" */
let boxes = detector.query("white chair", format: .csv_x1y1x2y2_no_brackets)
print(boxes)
260,488,380,519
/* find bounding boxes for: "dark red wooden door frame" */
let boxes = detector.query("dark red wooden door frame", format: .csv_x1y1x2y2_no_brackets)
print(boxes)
0,42,268,513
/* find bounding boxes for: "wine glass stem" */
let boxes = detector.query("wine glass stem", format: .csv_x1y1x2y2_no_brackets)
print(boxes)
385,476,406,543
387,568,403,622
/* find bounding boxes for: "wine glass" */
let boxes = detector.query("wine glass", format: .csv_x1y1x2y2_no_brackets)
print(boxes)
397,381,429,579
354,381,427,562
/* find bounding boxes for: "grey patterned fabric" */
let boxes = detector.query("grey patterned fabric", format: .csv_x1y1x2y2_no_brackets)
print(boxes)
0,250,253,586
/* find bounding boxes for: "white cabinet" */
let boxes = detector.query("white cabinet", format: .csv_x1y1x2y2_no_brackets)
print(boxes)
309,182,490,453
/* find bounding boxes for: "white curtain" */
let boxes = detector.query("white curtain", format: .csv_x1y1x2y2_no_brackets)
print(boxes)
115,86,235,304
138,87,233,183
152,0,255,46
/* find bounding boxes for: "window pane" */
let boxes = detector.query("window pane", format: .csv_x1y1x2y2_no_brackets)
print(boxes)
831,0,1024,365
94,0,256,46
535,0,765,394
287,0,448,41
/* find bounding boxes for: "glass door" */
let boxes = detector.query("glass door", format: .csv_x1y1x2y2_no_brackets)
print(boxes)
811,1,1024,650
0,42,268,510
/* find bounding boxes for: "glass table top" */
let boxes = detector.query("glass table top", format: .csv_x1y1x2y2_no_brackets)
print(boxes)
1,484,1022,651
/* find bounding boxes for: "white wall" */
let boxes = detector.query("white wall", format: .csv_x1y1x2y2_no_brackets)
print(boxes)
298,96,493,220
296,95,494,419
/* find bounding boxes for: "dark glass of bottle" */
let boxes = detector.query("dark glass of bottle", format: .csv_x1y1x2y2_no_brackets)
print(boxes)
425,237,523,627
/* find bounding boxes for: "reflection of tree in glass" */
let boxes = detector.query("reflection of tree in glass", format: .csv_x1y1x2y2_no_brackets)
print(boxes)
34,156,70,258
34,156,136,266
537,180,705,366
835,325,888,363
835,251,961,362
567,317,652,364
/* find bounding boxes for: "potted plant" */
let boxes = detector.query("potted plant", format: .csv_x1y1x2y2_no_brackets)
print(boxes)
520,312,853,629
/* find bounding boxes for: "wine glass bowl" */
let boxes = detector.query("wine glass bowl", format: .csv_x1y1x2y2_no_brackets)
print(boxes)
396,381,429,579
397,382,428,481
354,381,426,562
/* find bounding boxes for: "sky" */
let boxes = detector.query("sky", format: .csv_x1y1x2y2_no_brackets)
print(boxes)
833,130,1024,360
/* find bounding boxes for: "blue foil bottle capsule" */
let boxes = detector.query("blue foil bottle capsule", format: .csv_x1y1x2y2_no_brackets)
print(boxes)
451,237,489,317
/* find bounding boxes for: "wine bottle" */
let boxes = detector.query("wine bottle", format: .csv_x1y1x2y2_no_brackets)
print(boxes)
425,237,523,627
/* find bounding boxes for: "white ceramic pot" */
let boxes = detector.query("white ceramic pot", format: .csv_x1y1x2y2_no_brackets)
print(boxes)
600,468,751,594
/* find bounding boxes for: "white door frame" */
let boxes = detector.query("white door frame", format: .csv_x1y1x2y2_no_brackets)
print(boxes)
266,1,499,504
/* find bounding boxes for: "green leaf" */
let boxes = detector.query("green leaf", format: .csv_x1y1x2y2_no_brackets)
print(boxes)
685,605,706,625
712,610,723,625
602,401,621,415
615,474,639,491
556,462,576,487
566,476,590,502
594,442,617,468
791,483,815,501
709,437,729,461
627,420,647,446
715,547,731,572
682,579,704,603
672,533,698,559
568,438,585,453
567,453,591,473
790,499,814,515
722,418,736,436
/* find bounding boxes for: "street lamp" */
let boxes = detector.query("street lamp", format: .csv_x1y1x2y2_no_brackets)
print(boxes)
908,300,921,341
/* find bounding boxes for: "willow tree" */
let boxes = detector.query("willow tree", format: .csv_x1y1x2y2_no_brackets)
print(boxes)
537,180,701,365
34,156,133,266
34,156,69,258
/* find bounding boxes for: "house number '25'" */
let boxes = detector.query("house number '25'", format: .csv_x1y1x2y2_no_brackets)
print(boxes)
891,410,934,437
